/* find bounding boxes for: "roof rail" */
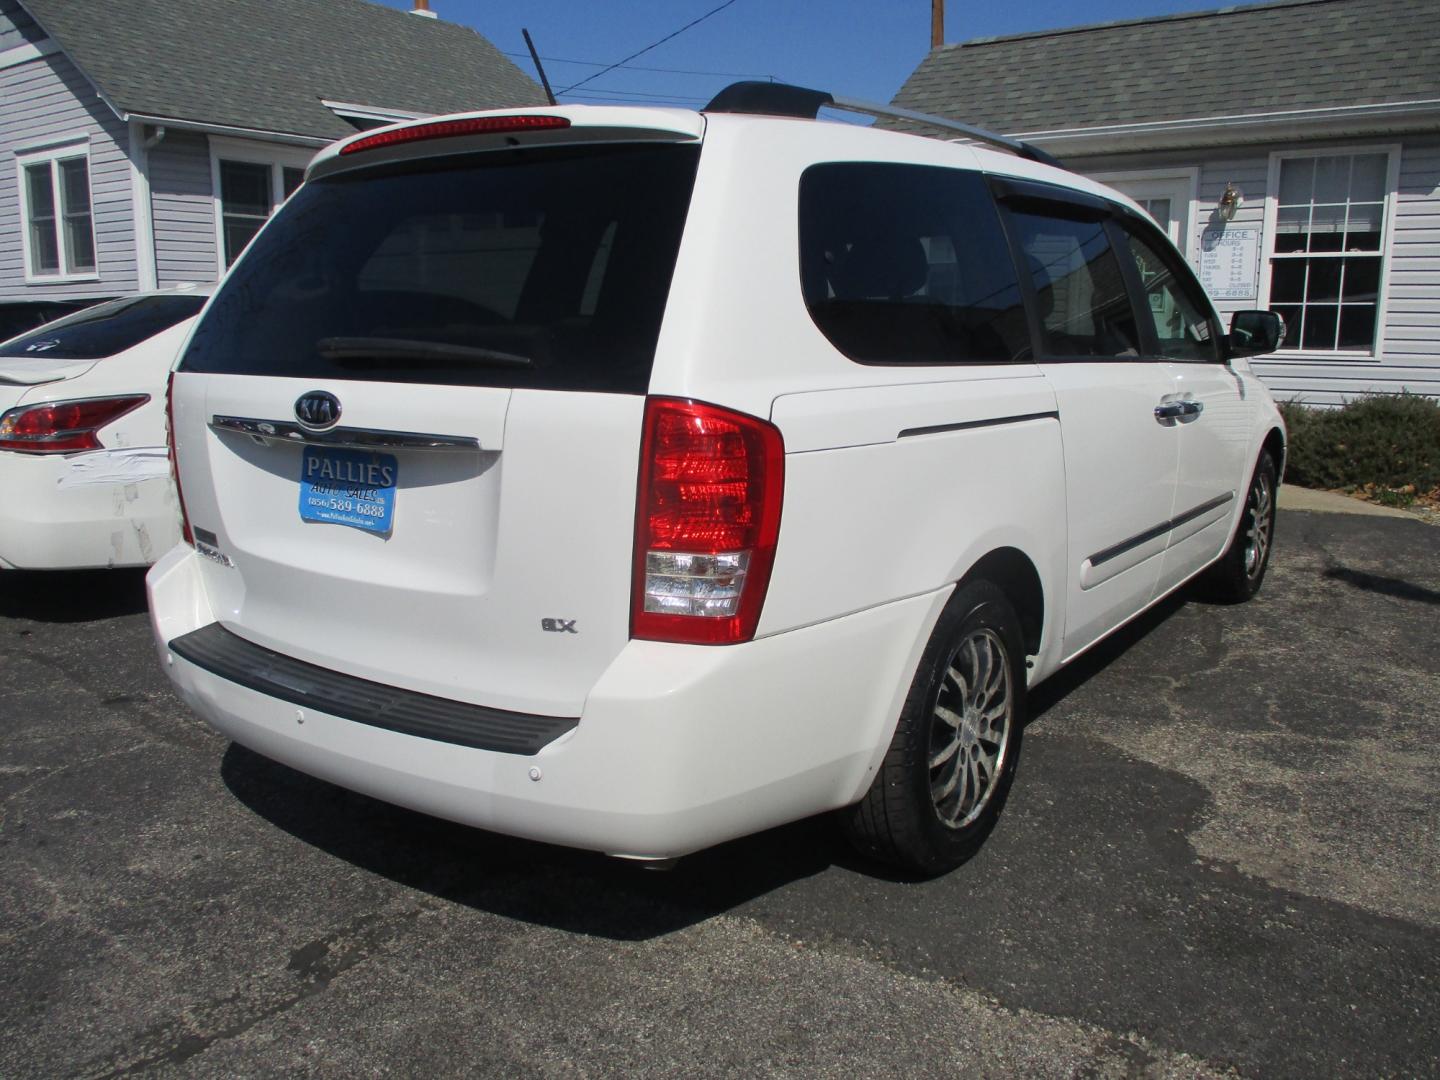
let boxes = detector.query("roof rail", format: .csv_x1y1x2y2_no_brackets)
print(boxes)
703,80,1064,170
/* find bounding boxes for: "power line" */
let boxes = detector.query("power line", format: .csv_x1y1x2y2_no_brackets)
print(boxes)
503,50,773,81
560,88,710,105
556,0,744,95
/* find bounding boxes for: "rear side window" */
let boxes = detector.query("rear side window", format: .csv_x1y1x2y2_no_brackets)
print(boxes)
799,163,1029,365
179,144,700,393
1006,210,1141,359
0,295,204,359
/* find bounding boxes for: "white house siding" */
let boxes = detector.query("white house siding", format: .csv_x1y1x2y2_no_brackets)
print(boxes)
0,27,137,302
147,131,219,288
1072,139,1440,405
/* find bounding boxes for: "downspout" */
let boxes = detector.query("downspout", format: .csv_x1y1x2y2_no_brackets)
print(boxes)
129,122,161,291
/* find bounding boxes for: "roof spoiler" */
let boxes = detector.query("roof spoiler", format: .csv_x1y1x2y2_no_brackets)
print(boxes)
703,80,1064,170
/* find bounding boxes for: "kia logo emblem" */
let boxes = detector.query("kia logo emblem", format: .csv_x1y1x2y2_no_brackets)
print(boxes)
25,339,60,353
295,391,341,430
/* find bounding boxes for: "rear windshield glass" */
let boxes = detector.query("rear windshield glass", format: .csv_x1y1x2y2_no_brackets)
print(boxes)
0,295,205,359
799,163,1030,365
179,144,701,393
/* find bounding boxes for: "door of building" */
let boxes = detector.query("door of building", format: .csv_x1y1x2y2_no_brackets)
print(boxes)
1099,174,1196,258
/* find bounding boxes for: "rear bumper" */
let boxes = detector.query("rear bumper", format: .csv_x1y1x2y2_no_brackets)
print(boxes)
0,448,178,569
148,545,945,859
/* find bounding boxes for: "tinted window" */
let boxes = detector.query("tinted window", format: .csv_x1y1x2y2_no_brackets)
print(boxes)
799,163,1029,365
180,144,700,394
0,294,205,359
1117,221,1220,363
1007,210,1140,359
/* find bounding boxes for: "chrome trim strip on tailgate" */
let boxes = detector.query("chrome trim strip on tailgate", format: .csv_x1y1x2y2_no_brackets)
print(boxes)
169,623,576,756
210,415,480,453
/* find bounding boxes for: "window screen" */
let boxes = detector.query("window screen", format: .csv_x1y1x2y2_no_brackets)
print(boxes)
22,156,95,277
1270,153,1388,351
1007,210,1140,359
799,163,1029,365
220,160,274,265
24,164,59,275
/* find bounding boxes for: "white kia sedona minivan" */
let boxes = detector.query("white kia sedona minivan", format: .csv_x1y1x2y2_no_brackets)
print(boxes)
149,83,1286,875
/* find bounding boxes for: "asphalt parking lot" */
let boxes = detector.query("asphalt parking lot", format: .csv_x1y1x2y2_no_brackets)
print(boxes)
2,506,1437,1078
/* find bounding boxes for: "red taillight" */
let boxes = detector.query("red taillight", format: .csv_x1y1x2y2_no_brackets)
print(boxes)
339,115,571,156
0,395,148,453
166,374,193,546
632,398,784,645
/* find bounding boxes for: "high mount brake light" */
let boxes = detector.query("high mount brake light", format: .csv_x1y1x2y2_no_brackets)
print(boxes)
166,374,193,546
0,395,148,453
339,115,572,156
631,398,784,646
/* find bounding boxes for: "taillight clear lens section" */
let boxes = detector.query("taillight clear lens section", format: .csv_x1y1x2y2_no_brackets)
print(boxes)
165,374,193,546
632,397,784,645
0,395,148,453
339,114,571,156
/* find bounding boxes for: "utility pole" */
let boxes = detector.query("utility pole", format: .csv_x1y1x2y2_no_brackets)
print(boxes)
931,0,943,48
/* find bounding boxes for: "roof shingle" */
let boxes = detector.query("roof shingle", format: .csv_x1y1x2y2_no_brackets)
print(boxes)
893,0,1440,136
19,0,546,140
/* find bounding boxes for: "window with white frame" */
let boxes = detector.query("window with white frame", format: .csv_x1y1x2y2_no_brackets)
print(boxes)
1267,151,1391,353
18,144,96,280
213,141,312,267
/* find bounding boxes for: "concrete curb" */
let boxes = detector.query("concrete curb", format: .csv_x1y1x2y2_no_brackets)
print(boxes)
1278,484,1414,518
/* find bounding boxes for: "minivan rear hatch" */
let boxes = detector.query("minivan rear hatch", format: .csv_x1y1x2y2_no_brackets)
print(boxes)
170,119,702,718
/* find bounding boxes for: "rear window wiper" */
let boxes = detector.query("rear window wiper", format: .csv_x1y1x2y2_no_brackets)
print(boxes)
316,337,532,369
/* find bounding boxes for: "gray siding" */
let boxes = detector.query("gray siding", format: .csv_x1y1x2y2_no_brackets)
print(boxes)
1386,138,1440,361
0,27,138,301
0,0,44,51
1073,138,1440,405
147,131,218,287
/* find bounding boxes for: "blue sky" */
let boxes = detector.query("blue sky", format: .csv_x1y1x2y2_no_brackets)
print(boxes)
375,0,1227,108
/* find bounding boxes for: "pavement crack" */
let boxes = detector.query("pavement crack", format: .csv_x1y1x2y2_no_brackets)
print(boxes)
82,906,427,1078
1,742,153,830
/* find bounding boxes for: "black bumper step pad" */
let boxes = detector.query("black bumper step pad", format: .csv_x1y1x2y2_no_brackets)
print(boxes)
169,623,577,756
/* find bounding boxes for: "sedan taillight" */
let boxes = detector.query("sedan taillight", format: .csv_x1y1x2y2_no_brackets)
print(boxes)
631,397,784,645
0,395,149,454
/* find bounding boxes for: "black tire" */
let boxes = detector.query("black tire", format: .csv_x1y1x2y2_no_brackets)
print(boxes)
1199,449,1279,604
840,580,1026,876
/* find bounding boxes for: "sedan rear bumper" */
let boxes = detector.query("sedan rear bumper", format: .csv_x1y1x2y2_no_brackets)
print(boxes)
0,447,178,569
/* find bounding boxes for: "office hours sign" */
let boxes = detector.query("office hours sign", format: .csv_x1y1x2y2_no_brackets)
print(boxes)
1198,227,1260,301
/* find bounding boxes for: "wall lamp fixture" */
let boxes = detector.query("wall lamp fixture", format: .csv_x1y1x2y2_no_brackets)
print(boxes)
1218,181,1244,222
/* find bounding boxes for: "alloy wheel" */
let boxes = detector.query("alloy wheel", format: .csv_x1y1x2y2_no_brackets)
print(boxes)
928,628,1014,830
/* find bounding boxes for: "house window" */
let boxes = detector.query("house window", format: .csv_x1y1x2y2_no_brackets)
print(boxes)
18,146,96,280
219,160,273,266
1268,152,1390,352
216,154,312,266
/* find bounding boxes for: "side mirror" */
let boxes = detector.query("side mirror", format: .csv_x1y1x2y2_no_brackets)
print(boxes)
1227,310,1285,358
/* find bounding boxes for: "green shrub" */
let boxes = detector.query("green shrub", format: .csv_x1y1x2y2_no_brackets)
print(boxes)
1278,394,1440,503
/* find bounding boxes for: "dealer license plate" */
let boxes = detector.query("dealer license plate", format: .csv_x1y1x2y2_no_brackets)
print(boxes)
298,446,397,535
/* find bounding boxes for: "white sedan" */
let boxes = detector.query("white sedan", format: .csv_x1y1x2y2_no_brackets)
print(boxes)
0,286,210,570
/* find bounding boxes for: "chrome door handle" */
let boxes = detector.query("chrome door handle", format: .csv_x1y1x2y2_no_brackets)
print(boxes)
1155,399,1204,425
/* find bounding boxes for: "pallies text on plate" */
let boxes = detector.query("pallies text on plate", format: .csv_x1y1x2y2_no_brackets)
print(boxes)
303,455,395,488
